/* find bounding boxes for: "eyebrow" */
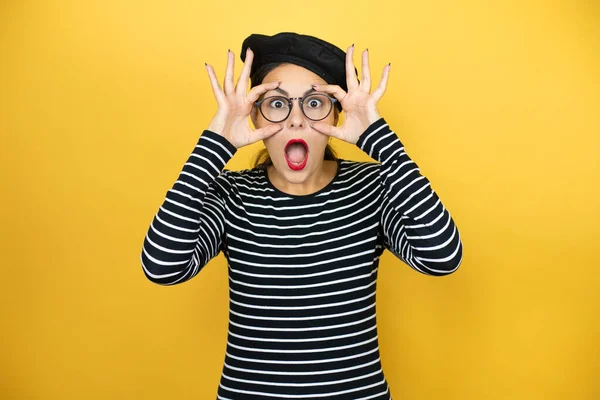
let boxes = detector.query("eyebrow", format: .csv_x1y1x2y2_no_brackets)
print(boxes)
257,86,317,103
269,87,317,97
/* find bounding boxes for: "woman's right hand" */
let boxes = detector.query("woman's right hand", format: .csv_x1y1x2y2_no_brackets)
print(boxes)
205,48,283,149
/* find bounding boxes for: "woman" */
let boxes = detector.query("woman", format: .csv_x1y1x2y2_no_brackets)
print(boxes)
141,32,463,399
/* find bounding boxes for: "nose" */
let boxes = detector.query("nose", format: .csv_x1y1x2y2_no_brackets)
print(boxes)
287,98,305,128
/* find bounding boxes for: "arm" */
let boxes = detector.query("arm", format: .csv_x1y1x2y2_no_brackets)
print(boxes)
140,46,285,285
140,130,237,285
356,118,463,276
308,47,462,274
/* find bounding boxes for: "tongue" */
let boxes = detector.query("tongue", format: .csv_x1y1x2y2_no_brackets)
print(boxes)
286,143,307,163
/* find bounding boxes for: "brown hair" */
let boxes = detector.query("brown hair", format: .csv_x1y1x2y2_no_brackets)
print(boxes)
251,62,339,168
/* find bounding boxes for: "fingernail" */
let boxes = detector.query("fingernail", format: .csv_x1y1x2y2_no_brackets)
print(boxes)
366,48,369,52
228,49,231,53
352,43,355,47
388,62,391,66
204,62,207,66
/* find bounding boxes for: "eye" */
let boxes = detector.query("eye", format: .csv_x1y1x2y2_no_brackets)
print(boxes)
268,98,286,109
306,98,323,108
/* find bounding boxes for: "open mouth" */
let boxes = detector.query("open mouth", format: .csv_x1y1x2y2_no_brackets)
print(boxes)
284,139,309,171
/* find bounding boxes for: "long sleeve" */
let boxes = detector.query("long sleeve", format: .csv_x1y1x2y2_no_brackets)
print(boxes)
140,130,237,285
356,118,463,276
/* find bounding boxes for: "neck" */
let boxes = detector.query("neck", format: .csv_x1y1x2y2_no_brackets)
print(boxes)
267,160,338,196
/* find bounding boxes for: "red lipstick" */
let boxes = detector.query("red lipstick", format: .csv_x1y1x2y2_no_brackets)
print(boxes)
284,139,309,171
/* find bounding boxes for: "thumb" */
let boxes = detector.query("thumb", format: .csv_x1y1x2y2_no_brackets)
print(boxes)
252,123,284,142
311,122,342,140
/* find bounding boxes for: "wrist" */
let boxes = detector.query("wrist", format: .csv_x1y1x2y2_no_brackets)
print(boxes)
355,117,389,151
367,110,382,126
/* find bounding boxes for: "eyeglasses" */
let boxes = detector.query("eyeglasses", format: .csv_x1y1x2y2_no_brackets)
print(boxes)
254,92,339,123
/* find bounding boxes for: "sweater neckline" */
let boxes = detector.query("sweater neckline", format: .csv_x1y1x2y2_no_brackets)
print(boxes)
262,159,342,199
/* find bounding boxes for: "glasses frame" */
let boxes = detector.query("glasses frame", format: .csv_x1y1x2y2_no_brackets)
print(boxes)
254,92,339,123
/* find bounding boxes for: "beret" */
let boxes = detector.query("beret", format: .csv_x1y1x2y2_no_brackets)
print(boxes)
240,32,357,111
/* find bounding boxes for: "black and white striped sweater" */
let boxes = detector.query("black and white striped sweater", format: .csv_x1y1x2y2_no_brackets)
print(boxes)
141,117,463,399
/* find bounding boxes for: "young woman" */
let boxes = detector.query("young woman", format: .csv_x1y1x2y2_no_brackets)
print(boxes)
141,32,463,399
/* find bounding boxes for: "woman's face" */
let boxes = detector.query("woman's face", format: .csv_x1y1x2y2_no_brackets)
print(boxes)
251,63,338,184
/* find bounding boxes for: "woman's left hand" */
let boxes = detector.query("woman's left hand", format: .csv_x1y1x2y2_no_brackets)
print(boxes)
310,45,390,144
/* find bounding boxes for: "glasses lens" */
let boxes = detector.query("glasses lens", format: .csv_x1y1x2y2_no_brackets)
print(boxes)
261,96,290,122
303,94,332,121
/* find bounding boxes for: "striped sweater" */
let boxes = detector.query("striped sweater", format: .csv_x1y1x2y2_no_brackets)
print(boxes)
141,117,463,399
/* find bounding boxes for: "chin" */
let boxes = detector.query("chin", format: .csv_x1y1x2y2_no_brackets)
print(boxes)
272,155,319,183
274,163,309,183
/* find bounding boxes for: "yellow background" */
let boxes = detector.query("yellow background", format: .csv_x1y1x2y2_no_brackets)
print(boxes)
2,0,599,398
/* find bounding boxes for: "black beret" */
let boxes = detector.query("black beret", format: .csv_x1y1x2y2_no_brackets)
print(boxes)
240,32,357,111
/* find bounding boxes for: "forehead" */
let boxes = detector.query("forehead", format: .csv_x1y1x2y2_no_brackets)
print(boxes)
261,63,328,90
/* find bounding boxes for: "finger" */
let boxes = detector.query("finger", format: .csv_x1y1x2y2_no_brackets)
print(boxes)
311,121,343,140
247,81,281,103
223,50,235,95
236,48,254,95
205,63,226,105
311,84,347,103
346,44,359,91
252,123,284,142
371,63,391,102
360,49,371,93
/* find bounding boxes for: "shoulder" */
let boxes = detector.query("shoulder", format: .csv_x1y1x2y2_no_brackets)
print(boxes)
338,159,381,174
335,159,382,187
214,166,267,190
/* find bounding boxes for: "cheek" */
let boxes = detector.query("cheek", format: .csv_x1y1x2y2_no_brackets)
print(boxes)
309,135,329,157
263,135,285,156
323,110,337,127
